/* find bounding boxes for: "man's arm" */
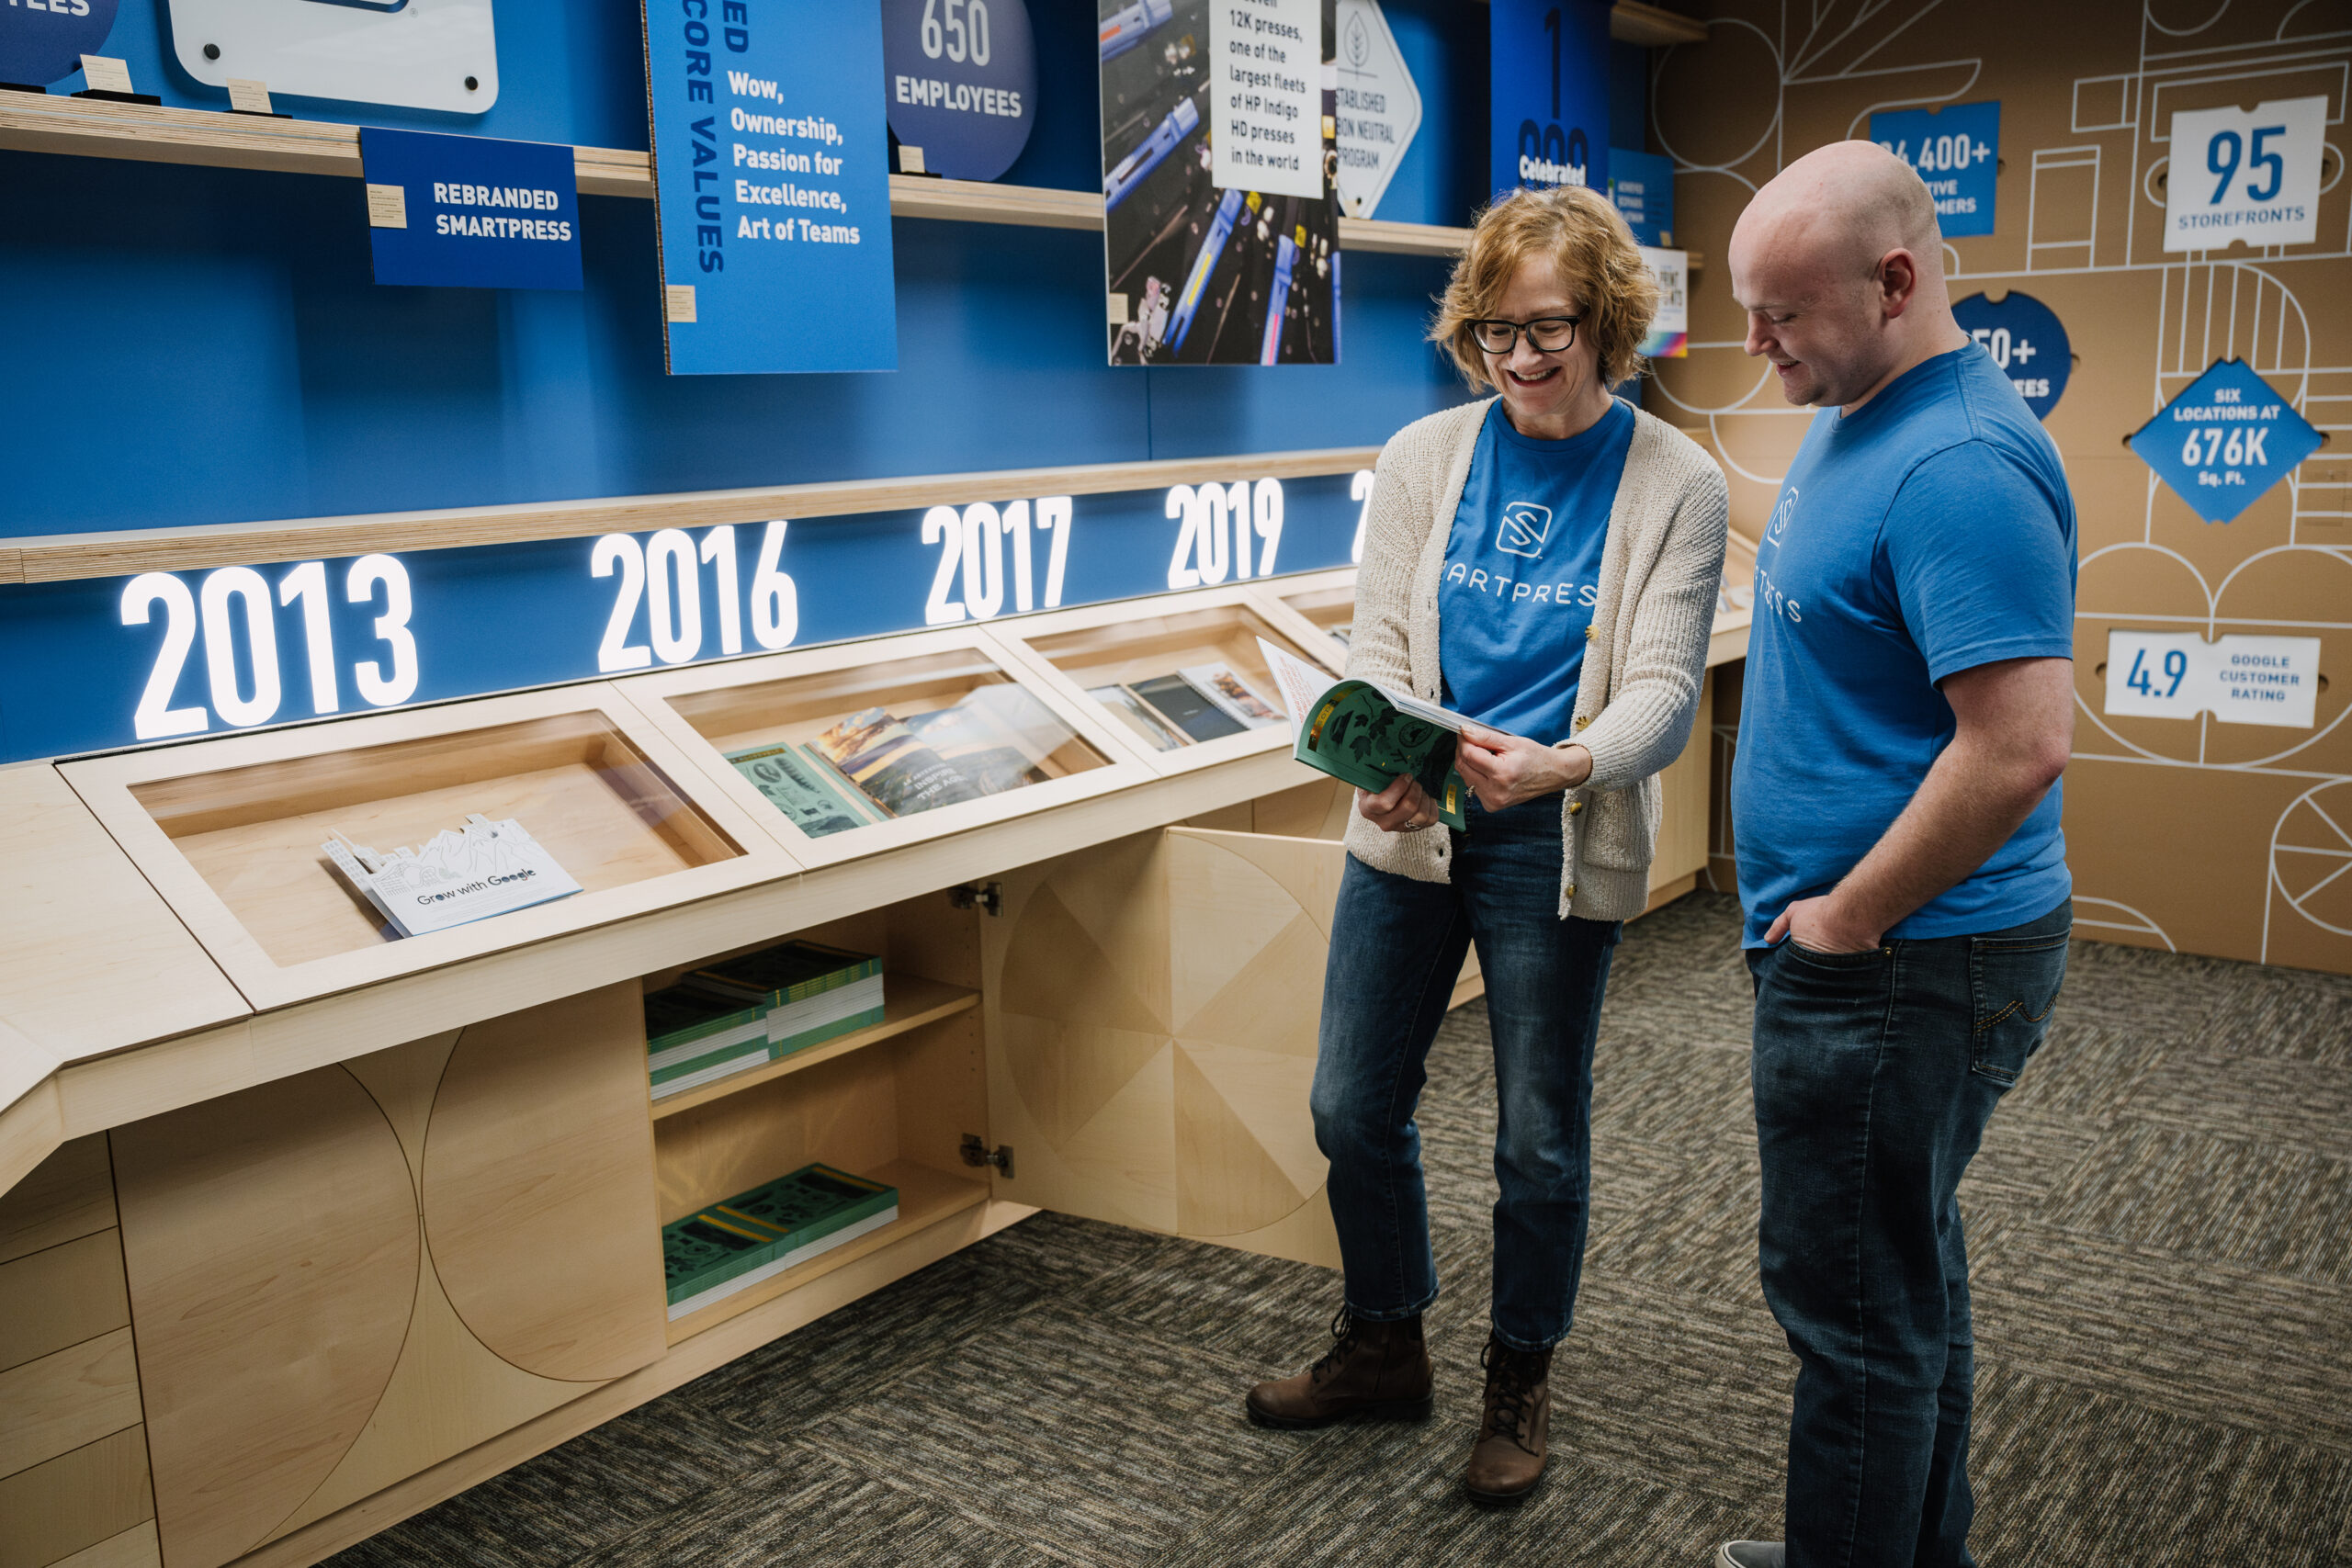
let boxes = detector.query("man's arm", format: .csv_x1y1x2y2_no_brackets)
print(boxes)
1767,656,2074,952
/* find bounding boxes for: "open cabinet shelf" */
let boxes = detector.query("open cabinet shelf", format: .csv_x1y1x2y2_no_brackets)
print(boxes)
662,1157,990,1344
650,973,980,1121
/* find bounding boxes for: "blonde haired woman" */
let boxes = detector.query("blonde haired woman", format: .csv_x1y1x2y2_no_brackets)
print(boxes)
1246,184,1729,1504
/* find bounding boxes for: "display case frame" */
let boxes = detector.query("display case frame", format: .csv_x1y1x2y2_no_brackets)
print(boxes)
987,584,1345,781
614,626,1157,872
60,684,796,1012
1263,566,1360,667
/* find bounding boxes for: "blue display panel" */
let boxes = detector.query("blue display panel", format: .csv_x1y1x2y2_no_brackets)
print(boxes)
1606,146,1672,246
0,471,1371,764
1869,101,1999,238
641,0,898,374
1951,291,2070,421
2129,358,2324,525
1489,0,1610,199
883,0,1037,181
359,129,583,291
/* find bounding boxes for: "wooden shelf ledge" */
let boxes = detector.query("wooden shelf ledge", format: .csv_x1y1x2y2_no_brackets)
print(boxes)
0,445,1380,584
650,974,978,1121
662,1158,988,1344
0,95,1469,255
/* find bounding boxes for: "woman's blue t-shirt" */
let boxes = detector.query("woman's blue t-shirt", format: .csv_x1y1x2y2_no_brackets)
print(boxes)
1439,398,1634,745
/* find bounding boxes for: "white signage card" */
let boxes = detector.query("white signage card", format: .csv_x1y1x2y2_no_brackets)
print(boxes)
363,183,407,229
1212,0,1323,199
2105,629,2322,729
79,54,134,94
324,813,582,939
225,77,273,114
2165,96,2325,253
1332,0,1420,219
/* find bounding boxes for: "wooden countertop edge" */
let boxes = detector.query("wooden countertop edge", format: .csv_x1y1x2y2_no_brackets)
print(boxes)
0,744,1313,1186
0,446,1385,583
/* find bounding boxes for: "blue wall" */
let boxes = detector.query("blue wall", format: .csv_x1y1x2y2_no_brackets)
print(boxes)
0,0,1527,539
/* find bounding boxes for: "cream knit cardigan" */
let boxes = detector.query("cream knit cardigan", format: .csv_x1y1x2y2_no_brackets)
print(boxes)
1342,395,1730,920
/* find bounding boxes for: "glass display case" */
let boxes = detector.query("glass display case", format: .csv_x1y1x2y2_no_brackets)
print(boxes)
617,627,1148,867
62,685,787,1009
990,587,1344,777
1272,567,1359,660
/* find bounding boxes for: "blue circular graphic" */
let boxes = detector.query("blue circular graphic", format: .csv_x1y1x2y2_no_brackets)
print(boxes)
0,0,119,87
881,0,1035,183
1952,290,2072,421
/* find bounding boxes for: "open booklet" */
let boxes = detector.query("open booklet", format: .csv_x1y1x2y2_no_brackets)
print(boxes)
1255,638,1481,830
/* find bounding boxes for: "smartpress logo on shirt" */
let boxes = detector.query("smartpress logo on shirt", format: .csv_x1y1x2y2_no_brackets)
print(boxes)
1496,502,1553,558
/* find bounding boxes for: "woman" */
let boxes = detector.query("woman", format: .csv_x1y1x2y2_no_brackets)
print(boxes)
1245,184,1729,1505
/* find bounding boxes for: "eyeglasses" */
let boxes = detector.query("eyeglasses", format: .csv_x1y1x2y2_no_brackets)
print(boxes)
1468,316,1583,355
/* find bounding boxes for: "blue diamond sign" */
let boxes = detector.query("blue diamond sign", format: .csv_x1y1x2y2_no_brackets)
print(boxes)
2130,359,2322,524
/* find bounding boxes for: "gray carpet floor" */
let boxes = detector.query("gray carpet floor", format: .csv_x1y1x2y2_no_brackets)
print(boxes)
330,892,2352,1566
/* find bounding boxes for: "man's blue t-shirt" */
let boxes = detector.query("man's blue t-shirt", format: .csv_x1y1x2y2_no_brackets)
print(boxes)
1440,398,1634,743
1733,345,2077,947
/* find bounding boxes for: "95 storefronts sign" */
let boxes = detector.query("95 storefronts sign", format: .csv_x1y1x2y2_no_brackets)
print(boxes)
0,474,1372,764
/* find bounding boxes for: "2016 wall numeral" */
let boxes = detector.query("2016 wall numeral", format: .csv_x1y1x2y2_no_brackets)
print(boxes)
593,522,797,672
120,553,420,739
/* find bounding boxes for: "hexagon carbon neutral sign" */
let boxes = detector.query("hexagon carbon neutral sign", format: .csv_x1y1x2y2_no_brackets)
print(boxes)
1332,0,1420,219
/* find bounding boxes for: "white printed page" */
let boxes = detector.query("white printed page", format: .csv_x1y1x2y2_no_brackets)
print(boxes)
1211,0,1324,198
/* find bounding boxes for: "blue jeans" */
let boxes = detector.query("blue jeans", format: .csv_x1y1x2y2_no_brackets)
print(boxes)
1747,899,2071,1568
1311,795,1622,1352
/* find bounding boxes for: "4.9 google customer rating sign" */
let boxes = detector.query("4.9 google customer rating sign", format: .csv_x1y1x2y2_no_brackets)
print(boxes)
2128,358,2323,524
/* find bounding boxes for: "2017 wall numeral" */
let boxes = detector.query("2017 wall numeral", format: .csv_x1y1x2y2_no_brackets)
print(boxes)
923,496,1075,625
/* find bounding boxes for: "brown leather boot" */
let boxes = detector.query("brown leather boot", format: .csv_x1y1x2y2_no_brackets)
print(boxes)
1464,1335,1551,1505
1245,1305,1434,1429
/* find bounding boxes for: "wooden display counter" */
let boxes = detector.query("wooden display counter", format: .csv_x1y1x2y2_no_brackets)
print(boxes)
0,570,1746,1568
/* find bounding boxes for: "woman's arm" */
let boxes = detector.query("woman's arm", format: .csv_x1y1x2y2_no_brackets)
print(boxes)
1573,456,1730,793
1341,442,1424,695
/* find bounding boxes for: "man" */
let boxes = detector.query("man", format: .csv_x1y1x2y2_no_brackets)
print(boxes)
1716,142,2078,1568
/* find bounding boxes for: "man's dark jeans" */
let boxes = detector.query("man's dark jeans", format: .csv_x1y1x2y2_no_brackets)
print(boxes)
1747,899,2070,1568
1311,795,1621,1352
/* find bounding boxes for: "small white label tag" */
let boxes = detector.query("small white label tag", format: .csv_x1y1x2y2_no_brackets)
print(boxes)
226,78,274,115
2105,629,2323,728
1107,292,1129,324
898,144,925,175
664,284,697,322
79,55,134,95
364,183,408,228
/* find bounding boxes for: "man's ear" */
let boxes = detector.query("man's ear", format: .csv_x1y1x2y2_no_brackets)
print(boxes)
1876,248,1922,319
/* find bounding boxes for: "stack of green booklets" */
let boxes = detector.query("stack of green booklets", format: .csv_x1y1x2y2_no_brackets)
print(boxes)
645,940,886,1100
661,1163,900,1319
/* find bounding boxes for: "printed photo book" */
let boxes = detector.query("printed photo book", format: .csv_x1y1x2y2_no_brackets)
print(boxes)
1257,638,1477,829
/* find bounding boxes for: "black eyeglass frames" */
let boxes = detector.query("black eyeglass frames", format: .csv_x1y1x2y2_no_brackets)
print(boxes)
1467,315,1583,355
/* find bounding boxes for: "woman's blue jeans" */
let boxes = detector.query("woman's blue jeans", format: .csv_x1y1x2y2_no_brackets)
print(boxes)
1309,795,1621,1352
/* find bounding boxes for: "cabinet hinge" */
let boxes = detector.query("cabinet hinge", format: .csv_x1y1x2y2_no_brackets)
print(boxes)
959,1134,1013,1178
949,881,1003,916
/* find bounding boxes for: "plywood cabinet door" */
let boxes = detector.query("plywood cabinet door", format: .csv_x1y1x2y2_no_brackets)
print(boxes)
980,827,1341,1269
112,981,666,1568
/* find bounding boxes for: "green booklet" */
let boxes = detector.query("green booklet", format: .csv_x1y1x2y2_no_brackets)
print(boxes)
724,741,877,838
1255,637,1477,830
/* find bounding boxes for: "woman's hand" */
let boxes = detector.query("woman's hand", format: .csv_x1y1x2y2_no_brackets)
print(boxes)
1357,774,1442,833
1454,726,1592,810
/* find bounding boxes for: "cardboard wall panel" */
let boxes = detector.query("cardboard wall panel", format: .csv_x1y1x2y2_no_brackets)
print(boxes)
1652,0,2350,971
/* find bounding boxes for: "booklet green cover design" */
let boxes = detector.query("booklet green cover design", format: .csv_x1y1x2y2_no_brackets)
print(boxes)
1302,684,1470,829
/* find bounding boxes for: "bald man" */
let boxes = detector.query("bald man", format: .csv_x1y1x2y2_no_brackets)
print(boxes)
1715,143,2077,1568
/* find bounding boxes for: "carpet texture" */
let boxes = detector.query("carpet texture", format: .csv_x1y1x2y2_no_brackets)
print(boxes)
328,893,2352,1566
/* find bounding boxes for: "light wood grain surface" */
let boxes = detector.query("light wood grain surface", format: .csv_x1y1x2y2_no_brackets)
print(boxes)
111,1067,420,1568
0,768,248,1065
0,1134,115,1268
46,1520,162,1568
0,1327,143,1482
420,983,665,1385
0,1424,153,1568
0,1230,130,1376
